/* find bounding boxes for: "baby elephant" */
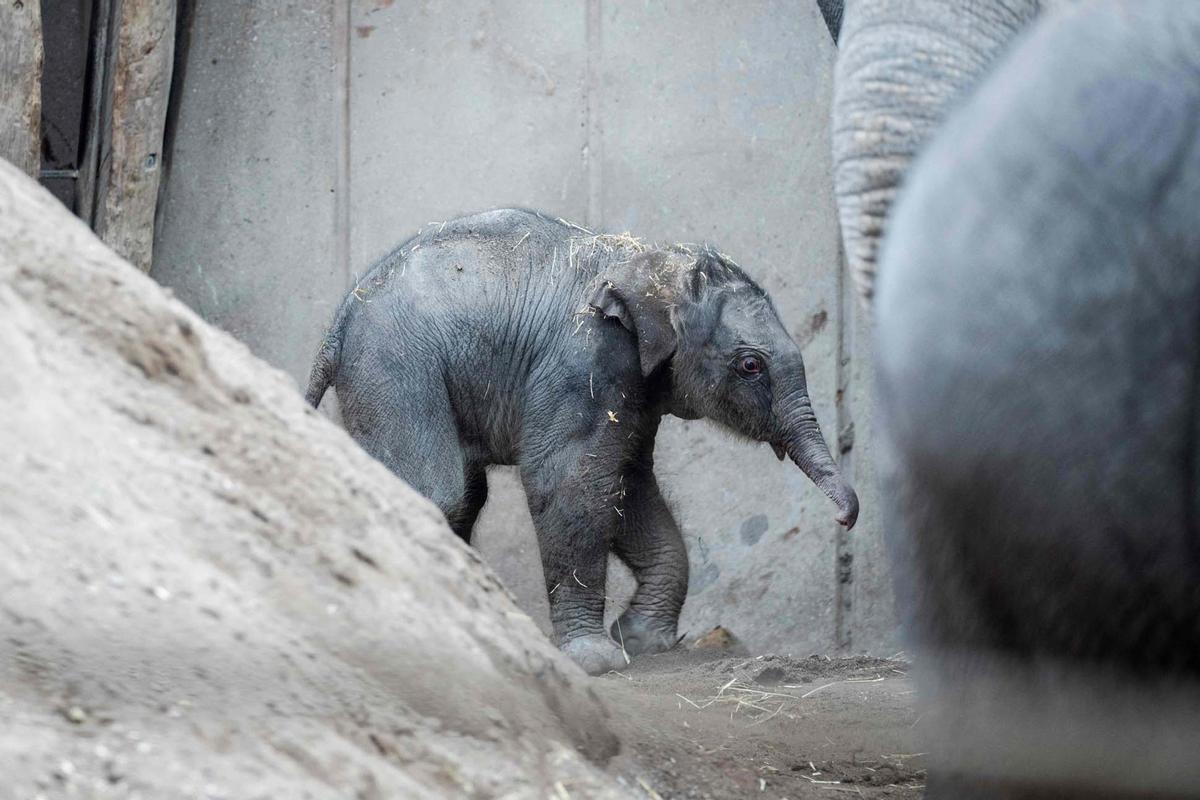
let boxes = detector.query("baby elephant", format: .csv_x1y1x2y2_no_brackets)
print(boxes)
306,209,857,674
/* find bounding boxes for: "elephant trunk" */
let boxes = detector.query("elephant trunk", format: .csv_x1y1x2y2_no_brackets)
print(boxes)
777,391,859,529
832,0,1044,303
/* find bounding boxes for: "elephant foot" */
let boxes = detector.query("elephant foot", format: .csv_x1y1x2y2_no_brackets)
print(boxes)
560,634,629,676
611,611,678,657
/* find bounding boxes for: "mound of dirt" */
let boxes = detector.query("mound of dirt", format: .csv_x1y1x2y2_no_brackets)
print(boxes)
0,160,623,798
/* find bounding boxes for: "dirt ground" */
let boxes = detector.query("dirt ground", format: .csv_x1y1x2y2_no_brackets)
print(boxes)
597,648,925,799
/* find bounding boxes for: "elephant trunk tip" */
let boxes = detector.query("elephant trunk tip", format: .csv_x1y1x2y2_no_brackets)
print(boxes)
779,425,860,531
835,487,859,530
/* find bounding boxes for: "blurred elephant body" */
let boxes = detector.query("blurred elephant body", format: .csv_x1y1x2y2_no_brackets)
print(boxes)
825,0,1200,796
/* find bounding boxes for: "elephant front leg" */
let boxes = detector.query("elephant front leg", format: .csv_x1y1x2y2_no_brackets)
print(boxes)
522,450,627,676
610,469,688,656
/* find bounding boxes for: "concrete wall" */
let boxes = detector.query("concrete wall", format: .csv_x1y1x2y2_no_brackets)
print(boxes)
154,0,896,657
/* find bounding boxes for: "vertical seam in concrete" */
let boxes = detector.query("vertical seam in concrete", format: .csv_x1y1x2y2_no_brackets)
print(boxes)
584,0,602,228
333,0,352,289
833,240,856,655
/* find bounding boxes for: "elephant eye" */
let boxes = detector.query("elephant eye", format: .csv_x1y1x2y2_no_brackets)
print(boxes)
736,354,763,378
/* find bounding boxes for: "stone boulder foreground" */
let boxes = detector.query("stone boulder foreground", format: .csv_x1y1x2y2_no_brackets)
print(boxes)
0,160,624,799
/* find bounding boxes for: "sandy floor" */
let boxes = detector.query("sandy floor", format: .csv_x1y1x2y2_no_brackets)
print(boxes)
596,650,925,799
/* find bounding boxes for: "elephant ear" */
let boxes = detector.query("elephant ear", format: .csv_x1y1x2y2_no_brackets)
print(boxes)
589,279,677,377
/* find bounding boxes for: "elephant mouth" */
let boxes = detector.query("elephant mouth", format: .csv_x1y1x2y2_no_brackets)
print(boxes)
770,441,787,461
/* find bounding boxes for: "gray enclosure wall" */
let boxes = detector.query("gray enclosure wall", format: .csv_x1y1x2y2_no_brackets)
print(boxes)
154,0,896,657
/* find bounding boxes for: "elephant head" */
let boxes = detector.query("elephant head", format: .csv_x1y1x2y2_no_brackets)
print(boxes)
592,247,859,529
823,0,1076,302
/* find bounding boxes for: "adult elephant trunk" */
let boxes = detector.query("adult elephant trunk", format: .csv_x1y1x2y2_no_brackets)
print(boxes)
776,389,859,529
830,0,1050,302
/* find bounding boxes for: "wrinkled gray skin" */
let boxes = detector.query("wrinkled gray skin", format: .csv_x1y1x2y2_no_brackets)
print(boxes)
306,210,857,675
824,0,1200,796
827,0,1063,301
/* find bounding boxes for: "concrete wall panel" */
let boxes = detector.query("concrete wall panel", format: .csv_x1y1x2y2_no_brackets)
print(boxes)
154,2,343,382
348,0,591,267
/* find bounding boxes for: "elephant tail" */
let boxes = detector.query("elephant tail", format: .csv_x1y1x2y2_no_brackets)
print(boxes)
304,295,351,408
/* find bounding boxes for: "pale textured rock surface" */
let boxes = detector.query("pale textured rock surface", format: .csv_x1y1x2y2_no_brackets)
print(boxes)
0,160,623,799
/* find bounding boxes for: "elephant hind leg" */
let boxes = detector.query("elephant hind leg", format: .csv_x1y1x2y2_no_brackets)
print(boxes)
444,464,488,543
339,373,484,543
610,468,689,657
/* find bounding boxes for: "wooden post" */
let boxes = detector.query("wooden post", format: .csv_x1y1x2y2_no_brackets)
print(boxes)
0,0,43,177
95,0,176,272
